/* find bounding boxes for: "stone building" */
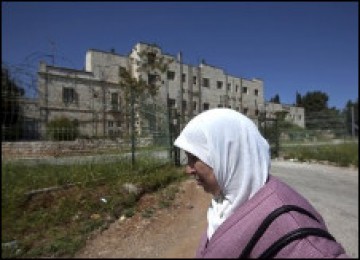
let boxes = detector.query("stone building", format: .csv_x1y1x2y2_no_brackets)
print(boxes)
265,102,305,128
37,42,304,139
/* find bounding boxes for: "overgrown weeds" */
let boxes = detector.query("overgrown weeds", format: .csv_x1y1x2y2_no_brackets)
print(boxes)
1,160,185,258
281,142,358,167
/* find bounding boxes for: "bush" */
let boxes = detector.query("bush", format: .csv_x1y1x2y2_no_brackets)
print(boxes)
282,142,358,167
46,117,79,141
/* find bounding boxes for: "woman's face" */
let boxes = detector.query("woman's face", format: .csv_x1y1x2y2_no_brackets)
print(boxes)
185,152,221,196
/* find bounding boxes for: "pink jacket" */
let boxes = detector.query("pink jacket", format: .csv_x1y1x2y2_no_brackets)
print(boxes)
196,175,349,258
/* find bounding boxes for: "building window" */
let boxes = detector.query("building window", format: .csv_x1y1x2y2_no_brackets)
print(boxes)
108,121,114,128
227,83,231,91
167,71,175,80
182,73,186,83
168,98,176,108
255,109,259,116
193,76,197,85
242,87,248,94
254,89,259,96
203,103,210,111
193,101,197,110
243,108,248,115
148,74,157,85
217,81,223,89
182,100,187,110
147,52,156,65
203,78,210,88
119,66,127,76
111,92,119,110
63,87,76,104
236,85,239,92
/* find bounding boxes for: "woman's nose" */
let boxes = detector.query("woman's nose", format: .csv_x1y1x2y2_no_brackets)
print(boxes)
185,165,196,176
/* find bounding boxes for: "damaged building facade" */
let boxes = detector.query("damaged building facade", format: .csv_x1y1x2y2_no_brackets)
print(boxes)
37,42,304,139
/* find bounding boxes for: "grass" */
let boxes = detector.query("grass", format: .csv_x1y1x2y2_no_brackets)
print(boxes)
280,142,358,167
1,159,185,258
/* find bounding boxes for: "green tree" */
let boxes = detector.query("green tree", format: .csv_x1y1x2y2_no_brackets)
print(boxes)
297,91,340,130
1,65,25,140
119,44,173,100
118,44,173,135
295,91,302,106
270,94,280,104
301,91,329,113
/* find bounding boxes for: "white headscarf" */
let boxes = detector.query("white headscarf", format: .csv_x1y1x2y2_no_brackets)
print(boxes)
174,108,270,239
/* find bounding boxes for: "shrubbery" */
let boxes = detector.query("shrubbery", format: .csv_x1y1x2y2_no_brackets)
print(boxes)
46,117,79,141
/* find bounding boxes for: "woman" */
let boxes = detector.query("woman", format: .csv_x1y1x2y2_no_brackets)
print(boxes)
174,108,348,258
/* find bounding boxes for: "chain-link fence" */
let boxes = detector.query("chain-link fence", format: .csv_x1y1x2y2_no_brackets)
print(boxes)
258,110,358,159
2,95,177,168
2,87,357,167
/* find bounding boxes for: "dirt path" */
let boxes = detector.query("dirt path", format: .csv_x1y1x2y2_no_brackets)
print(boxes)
75,179,211,258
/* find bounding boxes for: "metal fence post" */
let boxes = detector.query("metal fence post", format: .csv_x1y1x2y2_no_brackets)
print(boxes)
131,87,135,166
168,101,173,160
172,108,181,166
275,117,279,158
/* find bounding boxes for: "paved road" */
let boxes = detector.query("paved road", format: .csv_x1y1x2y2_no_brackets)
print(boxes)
271,160,358,258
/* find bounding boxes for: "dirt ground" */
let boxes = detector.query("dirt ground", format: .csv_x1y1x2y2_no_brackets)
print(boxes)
75,178,212,258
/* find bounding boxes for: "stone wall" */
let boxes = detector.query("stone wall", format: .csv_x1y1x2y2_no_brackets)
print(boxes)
1,138,153,159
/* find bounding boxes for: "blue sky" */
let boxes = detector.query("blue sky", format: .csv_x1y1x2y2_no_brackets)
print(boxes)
2,2,358,109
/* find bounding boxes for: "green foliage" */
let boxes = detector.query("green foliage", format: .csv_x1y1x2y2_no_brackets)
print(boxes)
259,113,303,158
282,142,358,167
46,117,79,141
123,208,135,218
299,91,329,113
306,109,345,132
118,45,173,101
295,91,346,131
1,66,25,140
141,207,155,218
269,94,280,103
296,91,302,106
1,160,184,258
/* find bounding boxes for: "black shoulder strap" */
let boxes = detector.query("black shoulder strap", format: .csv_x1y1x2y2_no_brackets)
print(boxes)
259,227,336,258
239,205,333,258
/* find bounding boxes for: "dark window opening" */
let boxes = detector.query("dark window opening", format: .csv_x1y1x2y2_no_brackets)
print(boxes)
63,87,76,104
203,78,210,88
167,71,175,80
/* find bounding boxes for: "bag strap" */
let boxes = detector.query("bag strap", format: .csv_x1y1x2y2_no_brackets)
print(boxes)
239,204,324,258
259,227,336,258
